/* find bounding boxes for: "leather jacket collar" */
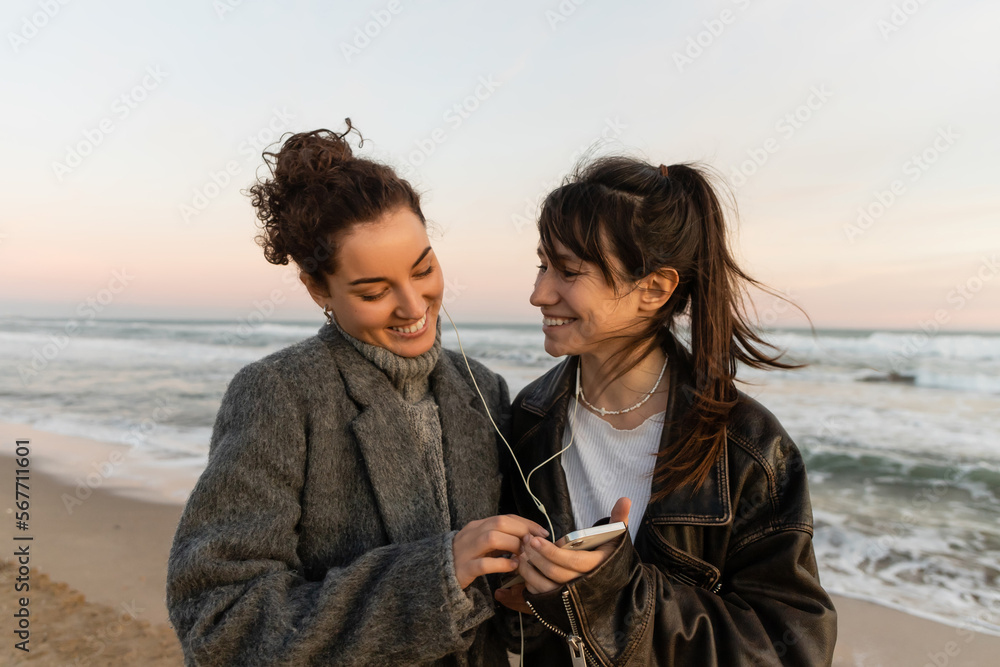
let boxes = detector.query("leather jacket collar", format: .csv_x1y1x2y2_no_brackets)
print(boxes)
513,331,732,528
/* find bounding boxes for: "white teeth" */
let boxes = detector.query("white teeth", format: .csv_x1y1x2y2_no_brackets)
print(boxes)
390,313,426,334
543,317,575,327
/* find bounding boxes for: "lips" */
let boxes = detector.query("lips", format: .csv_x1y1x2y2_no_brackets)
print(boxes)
542,316,576,327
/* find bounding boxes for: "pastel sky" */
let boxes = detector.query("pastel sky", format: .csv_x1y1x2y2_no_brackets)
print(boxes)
2,0,998,330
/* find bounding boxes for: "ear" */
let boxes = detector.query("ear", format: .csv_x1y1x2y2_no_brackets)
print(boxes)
299,271,331,308
636,267,679,313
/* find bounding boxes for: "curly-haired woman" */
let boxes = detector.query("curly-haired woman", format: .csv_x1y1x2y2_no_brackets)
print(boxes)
166,121,545,666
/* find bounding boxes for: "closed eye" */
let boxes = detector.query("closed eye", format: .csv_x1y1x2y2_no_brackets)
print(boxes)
359,290,387,302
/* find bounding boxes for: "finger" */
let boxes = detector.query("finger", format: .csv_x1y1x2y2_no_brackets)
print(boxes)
522,541,595,584
611,497,632,525
526,535,603,573
474,530,523,558
518,557,558,595
589,542,618,568
594,541,617,558
502,514,549,537
463,555,520,582
493,514,550,538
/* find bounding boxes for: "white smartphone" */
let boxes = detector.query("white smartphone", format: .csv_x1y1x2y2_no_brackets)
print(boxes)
555,522,628,549
499,522,627,589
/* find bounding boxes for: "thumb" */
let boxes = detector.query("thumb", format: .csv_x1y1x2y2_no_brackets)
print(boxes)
611,497,632,526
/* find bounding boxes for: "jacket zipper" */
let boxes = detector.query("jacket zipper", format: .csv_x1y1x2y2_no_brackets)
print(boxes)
526,591,597,667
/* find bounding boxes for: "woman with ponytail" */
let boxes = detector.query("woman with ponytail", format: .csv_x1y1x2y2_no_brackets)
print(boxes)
166,121,546,666
494,157,837,665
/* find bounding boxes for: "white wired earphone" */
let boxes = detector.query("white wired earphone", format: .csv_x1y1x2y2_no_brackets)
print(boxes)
440,303,584,539
441,303,585,665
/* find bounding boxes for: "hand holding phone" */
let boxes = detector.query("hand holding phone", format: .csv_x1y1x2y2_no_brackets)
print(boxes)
499,521,627,589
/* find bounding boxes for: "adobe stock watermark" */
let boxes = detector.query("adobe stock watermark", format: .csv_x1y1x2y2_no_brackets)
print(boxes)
843,126,958,243
396,75,503,178
179,107,296,224
732,415,840,533
545,0,588,31
70,599,145,667
511,116,628,234
920,604,1000,667
223,231,337,348
672,0,754,73
51,66,168,182
17,268,135,385
62,396,175,515
213,0,264,21
864,472,953,563
755,287,797,329
442,276,468,305
221,291,287,349
885,254,998,373
728,85,833,189
877,0,931,41
7,0,73,54
340,0,408,62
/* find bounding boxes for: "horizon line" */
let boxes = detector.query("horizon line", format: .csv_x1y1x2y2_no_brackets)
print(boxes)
1,314,998,336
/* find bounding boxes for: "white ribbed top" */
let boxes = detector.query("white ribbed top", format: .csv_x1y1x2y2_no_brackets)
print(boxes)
561,399,665,541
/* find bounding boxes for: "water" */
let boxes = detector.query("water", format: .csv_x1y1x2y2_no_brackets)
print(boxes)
1,315,998,635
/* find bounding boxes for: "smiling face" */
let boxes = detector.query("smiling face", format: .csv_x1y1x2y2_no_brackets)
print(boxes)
530,239,648,359
303,206,444,357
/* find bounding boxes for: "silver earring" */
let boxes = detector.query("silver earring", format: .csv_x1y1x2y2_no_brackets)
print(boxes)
323,305,333,325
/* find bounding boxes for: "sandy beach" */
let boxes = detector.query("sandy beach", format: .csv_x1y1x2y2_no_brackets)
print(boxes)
2,420,999,666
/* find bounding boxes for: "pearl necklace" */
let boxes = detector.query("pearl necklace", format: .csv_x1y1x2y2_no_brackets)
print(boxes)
576,356,668,416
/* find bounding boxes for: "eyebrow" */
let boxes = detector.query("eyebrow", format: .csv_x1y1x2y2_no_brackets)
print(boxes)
348,246,433,286
536,247,577,263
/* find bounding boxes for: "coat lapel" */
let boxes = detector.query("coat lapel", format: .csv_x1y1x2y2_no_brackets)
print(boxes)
321,324,443,544
431,352,502,530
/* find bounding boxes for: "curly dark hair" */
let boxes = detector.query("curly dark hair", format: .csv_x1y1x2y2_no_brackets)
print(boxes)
248,119,425,294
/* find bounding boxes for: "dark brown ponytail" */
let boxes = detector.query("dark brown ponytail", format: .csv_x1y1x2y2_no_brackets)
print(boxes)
537,157,808,498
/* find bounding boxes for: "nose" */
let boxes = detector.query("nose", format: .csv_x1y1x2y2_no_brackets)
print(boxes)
395,282,426,321
529,269,557,308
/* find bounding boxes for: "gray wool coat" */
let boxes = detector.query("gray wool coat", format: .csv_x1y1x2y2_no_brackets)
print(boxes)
166,321,512,666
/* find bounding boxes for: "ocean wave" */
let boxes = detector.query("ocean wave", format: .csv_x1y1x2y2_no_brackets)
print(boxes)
813,506,1000,636
3,317,1000,634
766,330,1000,364
804,446,1000,505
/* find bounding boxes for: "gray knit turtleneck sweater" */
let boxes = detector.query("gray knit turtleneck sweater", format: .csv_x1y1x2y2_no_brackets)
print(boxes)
331,316,452,530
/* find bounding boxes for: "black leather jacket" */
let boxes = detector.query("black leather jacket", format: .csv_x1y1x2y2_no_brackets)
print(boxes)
497,334,837,665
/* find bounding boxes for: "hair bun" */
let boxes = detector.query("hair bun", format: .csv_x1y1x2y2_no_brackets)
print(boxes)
269,120,361,188
249,119,424,277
